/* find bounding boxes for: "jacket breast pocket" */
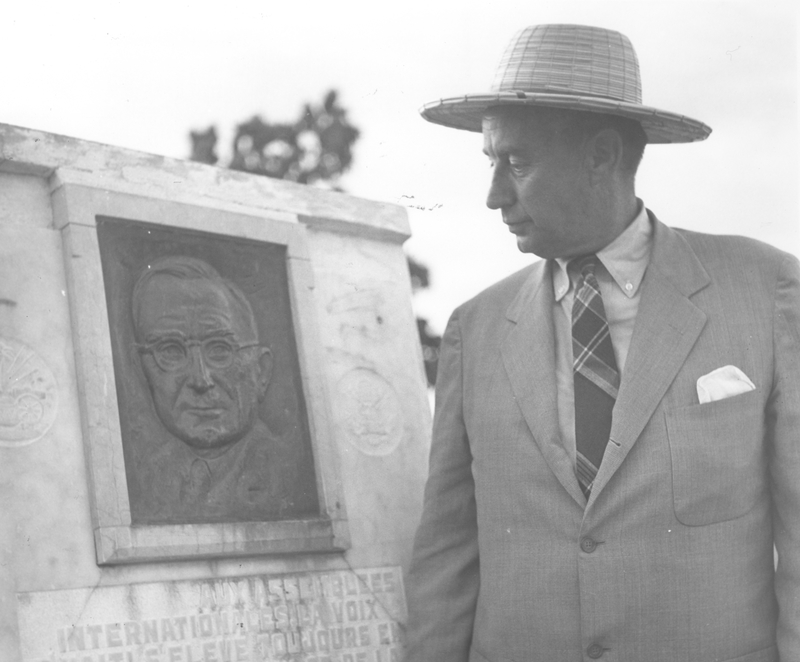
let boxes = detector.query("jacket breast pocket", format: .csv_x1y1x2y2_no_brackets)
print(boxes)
665,389,766,526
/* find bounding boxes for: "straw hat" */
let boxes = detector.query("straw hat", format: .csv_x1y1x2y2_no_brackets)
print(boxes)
421,24,711,144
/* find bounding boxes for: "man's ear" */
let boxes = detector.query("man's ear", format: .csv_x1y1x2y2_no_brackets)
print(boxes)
586,128,624,181
257,347,273,397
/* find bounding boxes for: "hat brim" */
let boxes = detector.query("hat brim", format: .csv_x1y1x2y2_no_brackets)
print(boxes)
420,92,711,144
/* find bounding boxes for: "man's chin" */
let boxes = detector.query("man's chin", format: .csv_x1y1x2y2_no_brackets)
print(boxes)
515,234,544,257
174,428,243,457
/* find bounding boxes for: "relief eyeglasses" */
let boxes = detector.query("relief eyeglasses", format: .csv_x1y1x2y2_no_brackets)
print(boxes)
136,337,261,372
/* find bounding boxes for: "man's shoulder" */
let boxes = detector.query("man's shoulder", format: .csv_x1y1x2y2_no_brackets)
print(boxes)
455,260,543,319
674,226,792,264
239,420,281,460
667,225,797,288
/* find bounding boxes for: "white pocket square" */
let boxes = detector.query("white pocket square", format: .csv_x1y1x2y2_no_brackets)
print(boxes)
696,365,756,404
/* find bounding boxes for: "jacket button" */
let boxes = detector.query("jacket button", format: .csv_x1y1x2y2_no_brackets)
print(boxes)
580,536,598,553
587,643,606,658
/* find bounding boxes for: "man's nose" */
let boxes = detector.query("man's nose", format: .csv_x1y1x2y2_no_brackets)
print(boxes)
486,167,513,210
186,346,214,392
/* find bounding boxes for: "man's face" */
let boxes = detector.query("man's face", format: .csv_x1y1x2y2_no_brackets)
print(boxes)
136,276,270,456
482,109,598,259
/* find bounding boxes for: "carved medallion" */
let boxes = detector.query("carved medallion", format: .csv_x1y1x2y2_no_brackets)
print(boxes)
0,337,58,447
336,368,403,456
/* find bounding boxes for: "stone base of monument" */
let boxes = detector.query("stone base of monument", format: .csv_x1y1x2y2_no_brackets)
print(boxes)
0,124,430,662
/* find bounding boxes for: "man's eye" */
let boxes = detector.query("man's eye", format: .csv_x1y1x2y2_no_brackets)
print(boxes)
156,342,185,362
205,341,234,363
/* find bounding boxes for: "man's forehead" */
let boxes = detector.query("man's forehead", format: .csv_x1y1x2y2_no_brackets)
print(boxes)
141,274,230,307
482,108,560,152
135,271,261,343
139,276,238,330
484,105,564,125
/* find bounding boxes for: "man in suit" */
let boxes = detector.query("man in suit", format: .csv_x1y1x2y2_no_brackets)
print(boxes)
405,24,800,661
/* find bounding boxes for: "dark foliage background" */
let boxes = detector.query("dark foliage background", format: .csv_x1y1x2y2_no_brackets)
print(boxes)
189,90,440,385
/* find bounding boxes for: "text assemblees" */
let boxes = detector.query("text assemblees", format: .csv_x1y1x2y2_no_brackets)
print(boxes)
199,570,399,611
42,569,405,662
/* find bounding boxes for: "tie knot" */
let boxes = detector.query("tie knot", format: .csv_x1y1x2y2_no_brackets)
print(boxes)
571,254,599,279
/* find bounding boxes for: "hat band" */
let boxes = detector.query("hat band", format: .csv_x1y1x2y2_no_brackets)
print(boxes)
496,87,637,105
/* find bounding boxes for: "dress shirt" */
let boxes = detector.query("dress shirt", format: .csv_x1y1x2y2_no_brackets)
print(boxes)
552,201,653,464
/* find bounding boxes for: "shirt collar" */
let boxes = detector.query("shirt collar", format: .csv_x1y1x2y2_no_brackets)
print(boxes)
553,201,652,302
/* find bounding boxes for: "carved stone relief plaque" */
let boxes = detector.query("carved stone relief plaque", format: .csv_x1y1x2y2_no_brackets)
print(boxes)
0,336,58,447
96,217,319,525
336,368,403,457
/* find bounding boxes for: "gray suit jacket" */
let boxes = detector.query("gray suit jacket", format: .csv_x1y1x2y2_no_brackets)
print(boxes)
406,216,800,662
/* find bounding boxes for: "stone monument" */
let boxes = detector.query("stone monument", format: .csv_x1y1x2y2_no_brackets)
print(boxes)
0,123,431,662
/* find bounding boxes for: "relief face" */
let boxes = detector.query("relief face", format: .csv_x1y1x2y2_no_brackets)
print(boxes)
97,219,319,525
133,258,271,456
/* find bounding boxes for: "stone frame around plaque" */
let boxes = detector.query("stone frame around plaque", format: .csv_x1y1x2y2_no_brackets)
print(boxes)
52,182,349,564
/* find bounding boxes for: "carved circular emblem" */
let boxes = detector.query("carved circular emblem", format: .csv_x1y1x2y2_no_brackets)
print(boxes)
336,368,403,456
0,337,58,447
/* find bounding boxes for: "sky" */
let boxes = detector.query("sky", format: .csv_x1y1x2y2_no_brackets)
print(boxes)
3,0,797,334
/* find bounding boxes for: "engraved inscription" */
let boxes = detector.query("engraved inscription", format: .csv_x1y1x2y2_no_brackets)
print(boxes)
336,369,403,456
17,568,406,662
0,336,57,446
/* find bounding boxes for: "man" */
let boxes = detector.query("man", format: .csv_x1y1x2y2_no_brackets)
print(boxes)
130,255,305,523
406,24,799,661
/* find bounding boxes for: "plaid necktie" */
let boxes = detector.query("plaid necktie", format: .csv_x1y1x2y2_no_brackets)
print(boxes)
572,255,620,499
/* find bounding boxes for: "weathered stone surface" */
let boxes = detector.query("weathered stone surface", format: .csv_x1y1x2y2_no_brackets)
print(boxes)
18,567,406,662
0,123,410,241
0,125,430,662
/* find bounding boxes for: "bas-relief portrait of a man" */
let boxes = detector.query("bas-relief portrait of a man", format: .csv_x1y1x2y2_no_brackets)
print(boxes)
96,218,319,525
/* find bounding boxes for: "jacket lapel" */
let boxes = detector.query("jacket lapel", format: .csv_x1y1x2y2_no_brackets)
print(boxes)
588,216,711,505
502,260,585,507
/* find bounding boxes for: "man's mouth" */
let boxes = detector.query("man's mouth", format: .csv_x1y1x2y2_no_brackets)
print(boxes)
183,405,224,418
185,409,225,427
503,217,530,233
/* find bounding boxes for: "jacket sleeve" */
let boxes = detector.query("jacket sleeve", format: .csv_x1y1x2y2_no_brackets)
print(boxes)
404,308,480,662
769,253,800,659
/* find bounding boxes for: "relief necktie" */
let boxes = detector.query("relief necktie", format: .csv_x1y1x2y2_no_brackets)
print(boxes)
572,255,620,499
181,458,212,505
